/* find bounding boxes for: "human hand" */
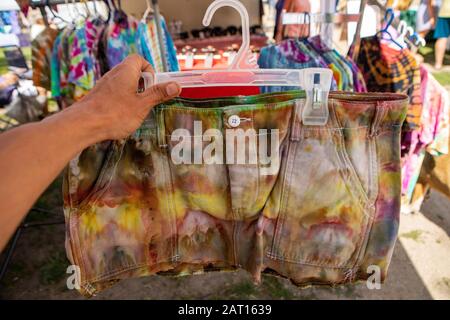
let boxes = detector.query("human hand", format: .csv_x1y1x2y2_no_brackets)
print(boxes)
76,54,181,141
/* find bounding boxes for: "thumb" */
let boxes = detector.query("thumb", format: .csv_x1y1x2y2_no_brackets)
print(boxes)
138,81,181,108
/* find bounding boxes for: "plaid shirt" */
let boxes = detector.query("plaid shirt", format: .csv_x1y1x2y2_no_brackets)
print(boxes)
352,36,422,130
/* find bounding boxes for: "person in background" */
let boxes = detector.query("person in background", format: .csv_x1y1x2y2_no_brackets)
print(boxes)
274,0,311,43
416,0,440,39
434,0,450,69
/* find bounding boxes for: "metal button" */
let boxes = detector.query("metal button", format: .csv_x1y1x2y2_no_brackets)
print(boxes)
228,115,240,127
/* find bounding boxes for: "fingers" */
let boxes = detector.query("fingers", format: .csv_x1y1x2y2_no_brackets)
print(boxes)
122,54,154,73
138,81,181,108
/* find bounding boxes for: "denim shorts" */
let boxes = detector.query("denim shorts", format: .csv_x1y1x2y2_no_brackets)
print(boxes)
63,91,408,296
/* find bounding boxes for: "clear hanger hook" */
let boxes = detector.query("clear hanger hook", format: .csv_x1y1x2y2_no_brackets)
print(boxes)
142,0,153,22
202,0,250,70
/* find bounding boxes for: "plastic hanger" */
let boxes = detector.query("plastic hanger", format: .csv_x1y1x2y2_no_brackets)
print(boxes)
409,30,426,47
142,0,154,22
70,0,87,21
47,1,70,25
102,0,112,23
394,20,409,48
396,20,426,49
376,8,404,49
81,0,92,18
63,0,75,23
142,0,333,126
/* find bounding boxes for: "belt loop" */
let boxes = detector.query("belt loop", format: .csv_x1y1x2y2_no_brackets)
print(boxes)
369,101,387,139
156,107,168,149
290,99,303,141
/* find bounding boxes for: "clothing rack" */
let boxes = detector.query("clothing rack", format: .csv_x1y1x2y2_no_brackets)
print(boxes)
282,0,364,50
282,12,361,25
29,0,169,71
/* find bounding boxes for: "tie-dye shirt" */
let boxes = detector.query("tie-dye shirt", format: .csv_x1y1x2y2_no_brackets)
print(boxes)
401,67,449,203
136,17,179,72
32,27,59,91
105,13,138,69
69,19,105,101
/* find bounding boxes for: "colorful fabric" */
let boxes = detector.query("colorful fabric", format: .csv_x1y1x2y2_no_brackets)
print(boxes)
51,28,74,108
68,19,105,101
352,36,422,130
32,27,59,91
136,21,156,69
306,37,354,91
258,38,366,93
69,25,95,101
105,14,138,69
401,67,450,203
162,18,179,72
84,18,105,81
139,17,179,72
258,39,338,93
63,90,408,296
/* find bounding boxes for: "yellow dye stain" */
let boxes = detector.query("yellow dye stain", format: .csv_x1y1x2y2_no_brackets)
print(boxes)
187,192,229,220
117,203,143,233
167,189,229,220
80,207,105,236
304,144,313,153
154,188,188,221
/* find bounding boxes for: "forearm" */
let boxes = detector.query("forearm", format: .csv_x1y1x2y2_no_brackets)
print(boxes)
0,100,103,250
0,54,181,251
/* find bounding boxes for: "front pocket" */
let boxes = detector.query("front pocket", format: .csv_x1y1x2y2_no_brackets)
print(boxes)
266,128,371,268
69,131,180,281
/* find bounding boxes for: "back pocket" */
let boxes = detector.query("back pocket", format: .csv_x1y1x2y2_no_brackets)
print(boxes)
266,127,372,269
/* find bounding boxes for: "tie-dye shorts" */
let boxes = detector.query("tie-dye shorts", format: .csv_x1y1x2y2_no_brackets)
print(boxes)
63,91,408,296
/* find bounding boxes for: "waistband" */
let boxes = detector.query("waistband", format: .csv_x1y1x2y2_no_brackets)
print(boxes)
137,90,408,143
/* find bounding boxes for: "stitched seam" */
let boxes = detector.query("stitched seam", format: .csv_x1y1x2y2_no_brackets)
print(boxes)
269,138,297,257
88,143,125,208
161,99,300,112
330,101,370,210
160,108,179,262
270,99,300,255
73,142,126,285
266,252,352,269
165,130,288,138
75,143,115,208
350,105,385,270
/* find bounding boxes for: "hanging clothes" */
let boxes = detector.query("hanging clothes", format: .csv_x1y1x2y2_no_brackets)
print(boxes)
401,67,449,204
104,12,138,69
307,35,367,92
136,16,179,72
258,39,336,93
350,35,422,130
51,27,74,108
258,37,366,93
40,5,179,109
32,27,59,91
